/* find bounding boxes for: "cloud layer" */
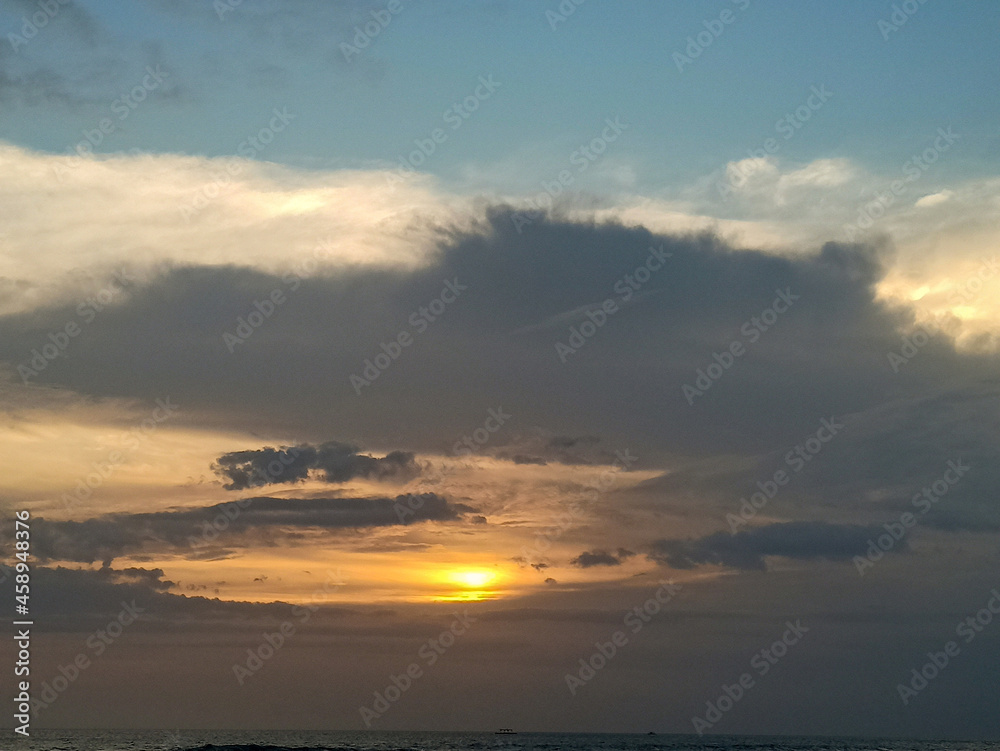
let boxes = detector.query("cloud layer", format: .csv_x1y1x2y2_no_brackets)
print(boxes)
19,493,477,565
213,441,420,489
648,521,894,571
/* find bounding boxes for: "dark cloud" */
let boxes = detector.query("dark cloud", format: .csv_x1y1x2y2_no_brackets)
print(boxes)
0,564,357,633
649,521,896,571
631,389,999,535
18,494,477,565
549,435,600,449
495,432,618,466
144,0,401,83
511,454,547,465
0,13,185,108
212,441,420,490
0,208,963,453
571,547,636,567
1,0,103,48
1,208,998,534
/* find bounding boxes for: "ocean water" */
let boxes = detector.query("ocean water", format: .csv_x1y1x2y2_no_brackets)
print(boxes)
1,732,998,751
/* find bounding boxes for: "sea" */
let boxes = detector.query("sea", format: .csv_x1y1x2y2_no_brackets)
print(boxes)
0,732,997,751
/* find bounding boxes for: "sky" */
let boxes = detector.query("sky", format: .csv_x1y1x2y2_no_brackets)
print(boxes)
1,0,1000,738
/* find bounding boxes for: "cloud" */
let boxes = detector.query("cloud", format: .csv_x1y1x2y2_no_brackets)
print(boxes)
1,0,103,48
144,0,402,79
679,155,1000,348
570,548,636,567
212,441,420,489
494,433,615,465
18,493,477,564
0,206,914,455
648,521,895,571
632,387,1000,537
1,200,999,537
511,454,548,465
0,143,461,316
0,0,381,115
915,190,953,208
0,563,345,632
0,14,184,109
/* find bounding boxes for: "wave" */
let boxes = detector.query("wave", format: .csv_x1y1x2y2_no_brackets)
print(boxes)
181,745,339,751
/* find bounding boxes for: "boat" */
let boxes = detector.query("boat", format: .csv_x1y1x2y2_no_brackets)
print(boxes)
494,729,517,735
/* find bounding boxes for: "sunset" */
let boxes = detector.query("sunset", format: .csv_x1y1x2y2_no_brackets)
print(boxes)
1,0,1000,748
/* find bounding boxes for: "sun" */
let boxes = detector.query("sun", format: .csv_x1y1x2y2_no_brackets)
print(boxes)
431,568,503,601
449,569,497,589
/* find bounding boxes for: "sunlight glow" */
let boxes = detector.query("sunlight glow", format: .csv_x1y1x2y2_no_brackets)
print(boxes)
449,570,497,588
429,568,504,602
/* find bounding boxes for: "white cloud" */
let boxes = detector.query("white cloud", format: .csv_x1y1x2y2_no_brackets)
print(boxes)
610,158,1000,349
914,190,953,208
776,157,857,191
0,142,474,315
4,143,1000,350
